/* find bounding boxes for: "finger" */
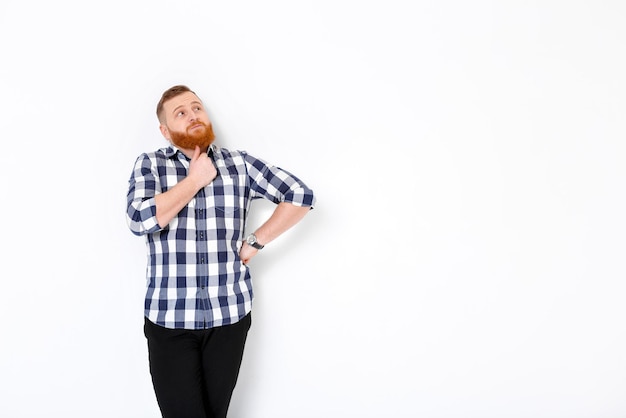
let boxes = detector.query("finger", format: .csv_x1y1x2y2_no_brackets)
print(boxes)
192,145,201,161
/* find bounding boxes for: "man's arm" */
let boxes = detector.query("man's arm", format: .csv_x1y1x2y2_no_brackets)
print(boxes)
239,202,312,264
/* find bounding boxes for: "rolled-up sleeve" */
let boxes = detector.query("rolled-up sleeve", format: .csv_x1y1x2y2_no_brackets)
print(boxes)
245,153,316,208
126,154,162,236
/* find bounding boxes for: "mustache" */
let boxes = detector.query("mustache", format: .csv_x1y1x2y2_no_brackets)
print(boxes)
187,121,207,131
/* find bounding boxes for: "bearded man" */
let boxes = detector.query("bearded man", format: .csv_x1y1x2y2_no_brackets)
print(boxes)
126,85,316,418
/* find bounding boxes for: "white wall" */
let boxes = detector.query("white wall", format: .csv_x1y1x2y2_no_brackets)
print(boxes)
1,1,625,417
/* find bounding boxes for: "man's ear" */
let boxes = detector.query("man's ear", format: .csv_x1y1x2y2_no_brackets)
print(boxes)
159,124,170,140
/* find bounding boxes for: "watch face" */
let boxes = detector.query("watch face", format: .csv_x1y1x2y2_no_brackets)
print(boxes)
247,234,256,245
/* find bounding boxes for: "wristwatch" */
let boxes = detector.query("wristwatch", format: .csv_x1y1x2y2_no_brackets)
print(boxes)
245,233,264,250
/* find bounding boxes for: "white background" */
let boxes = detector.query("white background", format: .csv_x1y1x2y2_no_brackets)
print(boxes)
1,1,625,417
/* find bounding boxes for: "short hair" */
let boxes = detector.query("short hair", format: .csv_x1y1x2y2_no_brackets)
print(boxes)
156,85,197,123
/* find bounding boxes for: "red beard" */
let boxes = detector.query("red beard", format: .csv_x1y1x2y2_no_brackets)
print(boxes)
169,121,216,150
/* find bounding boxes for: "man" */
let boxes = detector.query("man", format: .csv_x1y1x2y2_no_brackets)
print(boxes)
126,85,315,417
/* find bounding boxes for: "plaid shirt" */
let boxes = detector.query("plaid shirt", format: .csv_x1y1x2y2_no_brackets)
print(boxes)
126,144,315,329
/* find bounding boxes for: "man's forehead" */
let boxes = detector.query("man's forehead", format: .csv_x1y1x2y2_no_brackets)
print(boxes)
165,92,202,109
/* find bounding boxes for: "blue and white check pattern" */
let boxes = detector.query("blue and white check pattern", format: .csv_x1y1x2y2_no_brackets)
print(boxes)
126,144,315,329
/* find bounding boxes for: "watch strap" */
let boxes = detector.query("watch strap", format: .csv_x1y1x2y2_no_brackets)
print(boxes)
250,241,264,250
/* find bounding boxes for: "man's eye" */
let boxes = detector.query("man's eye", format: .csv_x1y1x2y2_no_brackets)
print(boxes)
177,111,185,117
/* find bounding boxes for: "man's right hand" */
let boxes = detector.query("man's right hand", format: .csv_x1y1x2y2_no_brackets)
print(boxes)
188,145,217,188
155,146,217,228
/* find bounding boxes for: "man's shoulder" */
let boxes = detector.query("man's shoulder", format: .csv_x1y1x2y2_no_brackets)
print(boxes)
214,146,251,164
137,146,176,160
214,146,259,176
214,146,246,158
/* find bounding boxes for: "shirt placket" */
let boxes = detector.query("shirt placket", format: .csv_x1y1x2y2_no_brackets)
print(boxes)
194,184,211,328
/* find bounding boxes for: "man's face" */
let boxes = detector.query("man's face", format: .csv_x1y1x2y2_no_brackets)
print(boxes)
160,91,215,150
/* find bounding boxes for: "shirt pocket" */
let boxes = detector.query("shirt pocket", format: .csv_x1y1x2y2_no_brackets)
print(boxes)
213,175,242,215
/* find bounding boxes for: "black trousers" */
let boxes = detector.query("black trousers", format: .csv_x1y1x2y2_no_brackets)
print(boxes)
144,314,252,418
